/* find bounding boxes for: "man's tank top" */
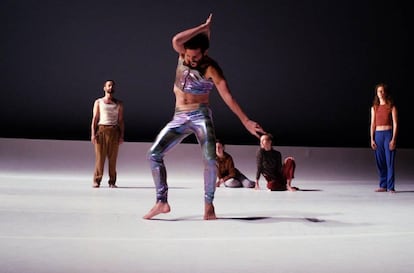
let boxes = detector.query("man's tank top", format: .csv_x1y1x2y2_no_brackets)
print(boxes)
174,58,214,95
375,104,392,126
98,98,119,125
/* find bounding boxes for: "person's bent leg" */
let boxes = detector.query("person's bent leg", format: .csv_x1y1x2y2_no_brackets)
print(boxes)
236,172,255,188
242,179,256,188
283,157,298,191
224,178,242,188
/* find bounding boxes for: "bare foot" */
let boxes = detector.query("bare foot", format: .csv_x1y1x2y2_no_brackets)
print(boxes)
375,188,386,192
143,201,171,220
287,186,297,192
204,202,217,220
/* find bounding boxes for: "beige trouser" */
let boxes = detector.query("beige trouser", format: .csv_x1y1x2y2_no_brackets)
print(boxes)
93,125,120,185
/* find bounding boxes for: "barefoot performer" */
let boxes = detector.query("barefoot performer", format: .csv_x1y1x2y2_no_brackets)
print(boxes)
144,14,265,220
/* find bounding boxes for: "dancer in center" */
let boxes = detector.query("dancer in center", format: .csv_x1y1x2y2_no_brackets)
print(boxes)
143,14,265,220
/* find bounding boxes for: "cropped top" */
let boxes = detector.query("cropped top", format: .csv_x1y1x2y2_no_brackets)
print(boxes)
98,98,120,126
375,104,392,126
174,57,214,95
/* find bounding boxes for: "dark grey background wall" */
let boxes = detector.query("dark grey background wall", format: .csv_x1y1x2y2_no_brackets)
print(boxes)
1,0,412,148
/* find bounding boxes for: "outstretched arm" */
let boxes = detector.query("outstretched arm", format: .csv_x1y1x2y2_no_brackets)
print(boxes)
208,67,266,138
172,13,212,54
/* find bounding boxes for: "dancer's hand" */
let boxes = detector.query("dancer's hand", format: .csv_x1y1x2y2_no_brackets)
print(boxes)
203,13,212,38
244,120,266,139
371,140,377,150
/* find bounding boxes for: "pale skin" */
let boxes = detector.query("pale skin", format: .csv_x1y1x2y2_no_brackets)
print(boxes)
143,14,266,220
254,135,297,192
370,86,398,151
91,80,125,145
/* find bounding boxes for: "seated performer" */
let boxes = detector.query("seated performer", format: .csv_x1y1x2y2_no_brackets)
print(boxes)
255,133,299,191
215,139,255,188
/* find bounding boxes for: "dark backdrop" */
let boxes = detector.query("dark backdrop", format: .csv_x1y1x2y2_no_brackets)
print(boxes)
1,0,412,148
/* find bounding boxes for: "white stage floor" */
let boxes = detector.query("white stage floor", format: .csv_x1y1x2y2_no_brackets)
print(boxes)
1,138,414,273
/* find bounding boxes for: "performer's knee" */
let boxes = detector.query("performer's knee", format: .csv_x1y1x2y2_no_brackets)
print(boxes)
284,156,295,164
204,158,216,168
147,149,163,164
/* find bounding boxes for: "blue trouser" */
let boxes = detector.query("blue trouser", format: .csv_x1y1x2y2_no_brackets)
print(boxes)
147,105,217,203
374,129,396,190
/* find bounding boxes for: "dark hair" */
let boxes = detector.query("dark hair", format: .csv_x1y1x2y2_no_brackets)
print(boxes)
216,139,224,146
261,133,274,142
184,33,210,53
373,82,394,107
104,80,116,86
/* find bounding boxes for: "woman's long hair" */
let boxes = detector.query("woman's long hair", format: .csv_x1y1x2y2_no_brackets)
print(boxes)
372,82,394,108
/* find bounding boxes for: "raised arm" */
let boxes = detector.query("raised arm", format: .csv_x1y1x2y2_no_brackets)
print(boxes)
172,13,212,54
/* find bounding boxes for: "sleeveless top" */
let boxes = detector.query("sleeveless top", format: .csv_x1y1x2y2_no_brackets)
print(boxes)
375,104,392,126
98,98,119,126
174,57,214,95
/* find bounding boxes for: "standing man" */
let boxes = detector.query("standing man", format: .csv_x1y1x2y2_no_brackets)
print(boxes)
91,80,124,188
143,14,266,220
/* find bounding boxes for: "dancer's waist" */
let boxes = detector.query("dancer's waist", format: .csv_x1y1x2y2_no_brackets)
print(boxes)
175,103,209,112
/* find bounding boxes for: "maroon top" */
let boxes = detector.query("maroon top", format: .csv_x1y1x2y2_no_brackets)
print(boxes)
375,104,392,126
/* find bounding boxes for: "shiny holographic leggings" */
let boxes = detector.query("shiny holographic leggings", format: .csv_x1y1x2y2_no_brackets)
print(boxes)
147,105,217,203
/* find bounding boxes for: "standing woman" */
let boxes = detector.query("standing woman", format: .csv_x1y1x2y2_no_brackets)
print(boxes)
370,83,398,193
